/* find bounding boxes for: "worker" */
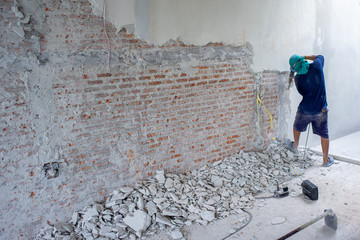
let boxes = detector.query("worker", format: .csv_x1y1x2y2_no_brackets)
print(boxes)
285,54,334,167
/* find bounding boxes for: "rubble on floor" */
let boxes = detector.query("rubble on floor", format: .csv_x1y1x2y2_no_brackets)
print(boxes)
36,141,315,240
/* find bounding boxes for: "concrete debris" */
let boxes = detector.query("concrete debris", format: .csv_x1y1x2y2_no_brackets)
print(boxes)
10,3,28,38
200,210,215,222
170,229,184,239
155,170,166,184
12,23,25,38
36,141,314,239
123,210,151,236
271,216,287,225
11,5,24,18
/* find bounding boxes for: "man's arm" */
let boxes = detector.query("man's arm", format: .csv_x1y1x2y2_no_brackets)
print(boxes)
303,55,317,61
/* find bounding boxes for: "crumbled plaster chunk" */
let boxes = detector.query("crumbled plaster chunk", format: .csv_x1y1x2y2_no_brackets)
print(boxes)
123,210,151,233
170,229,183,239
201,210,215,222
271,216,287,225
11,5,24,18
12,24,25,38
156,170,166,184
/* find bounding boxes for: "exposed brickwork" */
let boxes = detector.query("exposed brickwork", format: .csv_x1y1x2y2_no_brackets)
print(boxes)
0,0,282,238
58,62,256,181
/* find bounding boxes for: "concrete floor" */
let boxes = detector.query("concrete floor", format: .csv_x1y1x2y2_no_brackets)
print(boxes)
150,133,360,240
311,131,360,165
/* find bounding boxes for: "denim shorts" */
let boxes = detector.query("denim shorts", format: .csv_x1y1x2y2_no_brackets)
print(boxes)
293,109,329,139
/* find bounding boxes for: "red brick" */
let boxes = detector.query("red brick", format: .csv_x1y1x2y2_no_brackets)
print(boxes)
87,80,103,85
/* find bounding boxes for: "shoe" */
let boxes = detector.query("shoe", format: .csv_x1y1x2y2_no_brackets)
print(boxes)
285,139,297,153
323,156,334,167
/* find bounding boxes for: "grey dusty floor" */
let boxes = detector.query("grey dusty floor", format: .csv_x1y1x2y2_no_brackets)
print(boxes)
151,133,360,240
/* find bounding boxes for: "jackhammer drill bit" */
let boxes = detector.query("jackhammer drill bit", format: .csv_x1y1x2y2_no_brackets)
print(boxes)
288,71,295,89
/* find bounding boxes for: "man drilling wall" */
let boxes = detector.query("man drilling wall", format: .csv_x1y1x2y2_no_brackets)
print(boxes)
285,54,334,167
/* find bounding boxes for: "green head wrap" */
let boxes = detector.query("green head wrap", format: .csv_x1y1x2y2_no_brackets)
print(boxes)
289,54,309,75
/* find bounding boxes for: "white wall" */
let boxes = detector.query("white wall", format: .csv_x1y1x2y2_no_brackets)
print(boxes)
89,0,136,32
94,0,360,146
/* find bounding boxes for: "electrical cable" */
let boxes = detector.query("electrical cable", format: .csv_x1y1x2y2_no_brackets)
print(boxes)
103,0,111,73
221,208,252,240
256,92,273,130
256,91,275,141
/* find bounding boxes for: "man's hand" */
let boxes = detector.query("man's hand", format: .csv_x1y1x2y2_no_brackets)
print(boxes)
304,55,317,61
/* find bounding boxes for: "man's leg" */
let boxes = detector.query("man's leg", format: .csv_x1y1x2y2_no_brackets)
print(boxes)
293,128,301,150
313,110,330,165
321,137,329,164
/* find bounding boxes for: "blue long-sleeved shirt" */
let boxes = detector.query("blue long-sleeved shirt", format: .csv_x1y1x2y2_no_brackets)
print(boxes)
295,55,327,115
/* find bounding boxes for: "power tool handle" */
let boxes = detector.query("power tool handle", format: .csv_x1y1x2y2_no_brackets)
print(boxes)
277,212,327,240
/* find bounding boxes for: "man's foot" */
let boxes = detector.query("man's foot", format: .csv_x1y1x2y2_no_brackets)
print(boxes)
323,156,334,167
285,139,297,153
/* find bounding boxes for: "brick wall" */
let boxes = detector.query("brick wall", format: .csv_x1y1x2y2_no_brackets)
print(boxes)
0,0,282,238
61,61,256,181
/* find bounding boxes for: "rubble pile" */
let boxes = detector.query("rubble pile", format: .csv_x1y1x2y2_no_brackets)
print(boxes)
37,141,314,240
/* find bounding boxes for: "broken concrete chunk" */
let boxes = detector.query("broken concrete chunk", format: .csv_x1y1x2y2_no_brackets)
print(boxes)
138,187,150,196
20,15,31,24
272,170,280,176
165,177,174,188
272,153,281,161
105,200,117,208
111,191,131,201
258,153,269,160
12,25,25,38
120,187,134,193
128,203,136,213
272,216,286,225
221,191,230,198
171,229,184,239
211,175,223,187
123,210,151,233
240,196,249,202
168,192,179,202
11,5,24,18
206,198,217,205
146,201,158,216
201,210,215,222
177,197,188,205
71,212,79,225
148,184,158,196
156,170,166,184
162,208,182,217
156,214,174,227
119,205,129,215
137,196,145,210
287,150,295,160
99,225,113,237
53,223,73,234
238,188,246,197
157,201,171,211
153,197,166,204
83,205,101,221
